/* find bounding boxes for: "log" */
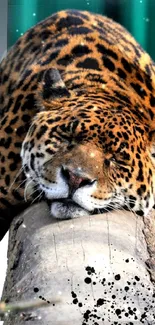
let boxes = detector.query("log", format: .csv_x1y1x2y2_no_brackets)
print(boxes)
1,202,155,324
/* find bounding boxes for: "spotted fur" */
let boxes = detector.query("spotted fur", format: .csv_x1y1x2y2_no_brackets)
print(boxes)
0,10,155,240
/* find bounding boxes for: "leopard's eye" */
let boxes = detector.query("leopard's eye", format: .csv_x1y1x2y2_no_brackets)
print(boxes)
110,157,116,163
104,157,116,167
104,158,110,167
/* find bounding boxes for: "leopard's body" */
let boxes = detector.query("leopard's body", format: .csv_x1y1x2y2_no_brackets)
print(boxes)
0,10,155,239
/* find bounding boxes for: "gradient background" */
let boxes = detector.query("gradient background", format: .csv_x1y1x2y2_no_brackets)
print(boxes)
0,0,7,59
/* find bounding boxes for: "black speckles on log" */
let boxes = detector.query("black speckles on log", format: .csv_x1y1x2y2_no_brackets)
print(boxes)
2,202,155,323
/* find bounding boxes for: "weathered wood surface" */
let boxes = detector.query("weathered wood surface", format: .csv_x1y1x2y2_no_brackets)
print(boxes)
2,202,155,324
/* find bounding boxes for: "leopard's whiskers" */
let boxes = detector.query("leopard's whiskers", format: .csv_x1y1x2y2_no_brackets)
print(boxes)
9,166,25,192
31,190,44,204
24,179,34,202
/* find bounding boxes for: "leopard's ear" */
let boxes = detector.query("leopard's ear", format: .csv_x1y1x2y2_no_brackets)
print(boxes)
41,68,70,101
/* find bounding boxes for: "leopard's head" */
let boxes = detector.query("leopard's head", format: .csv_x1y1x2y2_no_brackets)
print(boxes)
21,69,155,218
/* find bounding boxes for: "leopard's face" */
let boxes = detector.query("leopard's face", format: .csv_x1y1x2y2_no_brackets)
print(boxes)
21,70,155,218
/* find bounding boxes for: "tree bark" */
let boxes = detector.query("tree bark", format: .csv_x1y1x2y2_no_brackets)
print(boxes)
1,202,155,324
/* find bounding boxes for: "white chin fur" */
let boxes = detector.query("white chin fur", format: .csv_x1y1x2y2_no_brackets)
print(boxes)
50,201,89,219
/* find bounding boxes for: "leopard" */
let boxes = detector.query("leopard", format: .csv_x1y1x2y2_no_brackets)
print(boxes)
0,9,155,241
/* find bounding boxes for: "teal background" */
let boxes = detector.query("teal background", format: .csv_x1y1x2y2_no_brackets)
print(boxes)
8,0,155,60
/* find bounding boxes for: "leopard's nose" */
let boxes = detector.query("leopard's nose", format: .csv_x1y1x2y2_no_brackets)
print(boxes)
61,165,96,193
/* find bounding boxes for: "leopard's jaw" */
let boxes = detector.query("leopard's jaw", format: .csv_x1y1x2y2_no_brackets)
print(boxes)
50,200,90,219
